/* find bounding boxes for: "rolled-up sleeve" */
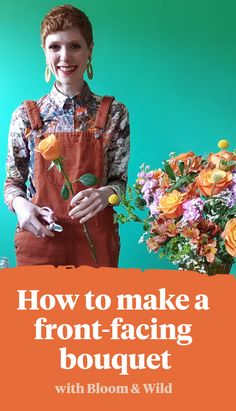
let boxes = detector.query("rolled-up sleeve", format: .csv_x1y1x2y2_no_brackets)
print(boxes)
4,107,29,211
107,103,130,202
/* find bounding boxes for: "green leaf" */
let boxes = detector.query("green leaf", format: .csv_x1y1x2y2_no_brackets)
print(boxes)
135,197,146,210
219,159,236,170
168,175,193,192
47,161,55,171
54,160,62,173
163,161,175,180
79,173,98,186
178,161,185,176
169,152,176,158
61,184,70,200
143,222,150,231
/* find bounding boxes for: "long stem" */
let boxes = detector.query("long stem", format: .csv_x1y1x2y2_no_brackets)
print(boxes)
121,204,143,223
82,223,97,262
60,165,75,195
60,163,97,263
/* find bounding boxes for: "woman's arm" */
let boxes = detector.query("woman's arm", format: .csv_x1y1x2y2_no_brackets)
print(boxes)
4,107,30,210
106,102,130,201
4,107,55,237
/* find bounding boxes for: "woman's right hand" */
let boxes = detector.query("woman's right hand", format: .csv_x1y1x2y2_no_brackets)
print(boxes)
12,196,55,237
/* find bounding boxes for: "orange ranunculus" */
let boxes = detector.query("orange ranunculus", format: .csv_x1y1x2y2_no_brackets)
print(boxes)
222,218,236,257
159,190,184,218
196,168,232,196
208,150,236,170
168,152,203,175
35,134,60,161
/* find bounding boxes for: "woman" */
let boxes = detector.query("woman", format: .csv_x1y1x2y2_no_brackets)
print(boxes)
4,4,130,267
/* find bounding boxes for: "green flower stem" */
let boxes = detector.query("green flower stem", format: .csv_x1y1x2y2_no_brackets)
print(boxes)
120,204,145,223
59,161,98,263
60,164,75,196
82,224,97,262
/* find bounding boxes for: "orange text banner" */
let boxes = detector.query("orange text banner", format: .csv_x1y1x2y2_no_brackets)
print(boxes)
1,266,235,411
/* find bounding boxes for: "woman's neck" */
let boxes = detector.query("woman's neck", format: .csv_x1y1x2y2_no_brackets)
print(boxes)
55,80,84,98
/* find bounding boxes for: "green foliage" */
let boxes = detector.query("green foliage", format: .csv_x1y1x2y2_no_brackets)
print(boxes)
61,184,70,200
165,236,191,262
134,197,146,210
167,174,194,192
54,158,63,173
162,160,175,180
178,160,185,176
220,159,236,170
77,173,97,187
47,161,55,171
116,186,148,225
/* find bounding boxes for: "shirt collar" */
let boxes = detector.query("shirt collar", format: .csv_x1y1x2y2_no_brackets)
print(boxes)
50,81,93,109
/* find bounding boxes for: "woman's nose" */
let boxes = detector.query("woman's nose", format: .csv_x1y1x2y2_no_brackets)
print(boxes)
60,46,70,61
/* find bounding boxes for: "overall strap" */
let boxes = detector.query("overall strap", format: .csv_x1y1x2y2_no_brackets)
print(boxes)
23,100,42,130
94,96,115,129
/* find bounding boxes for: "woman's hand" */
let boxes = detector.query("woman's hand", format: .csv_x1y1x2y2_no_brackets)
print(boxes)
69,187,115,223
12,196,55,237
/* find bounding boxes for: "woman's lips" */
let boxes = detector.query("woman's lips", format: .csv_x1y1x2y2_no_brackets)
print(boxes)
58,66,77,75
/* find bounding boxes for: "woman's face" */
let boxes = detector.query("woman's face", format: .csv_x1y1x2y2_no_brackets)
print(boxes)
44,27,92,93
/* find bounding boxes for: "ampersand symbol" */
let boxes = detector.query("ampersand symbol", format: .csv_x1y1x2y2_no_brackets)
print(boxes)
131,384,140,394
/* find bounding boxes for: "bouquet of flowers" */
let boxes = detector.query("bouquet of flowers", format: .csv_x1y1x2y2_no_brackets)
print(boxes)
116,140,236,274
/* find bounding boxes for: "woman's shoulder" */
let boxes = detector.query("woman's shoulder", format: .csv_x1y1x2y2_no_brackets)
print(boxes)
11,92,50,122
11,102,30,124
92,91,129,116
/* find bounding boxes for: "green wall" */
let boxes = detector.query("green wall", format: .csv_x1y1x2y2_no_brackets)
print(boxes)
1,0,236,274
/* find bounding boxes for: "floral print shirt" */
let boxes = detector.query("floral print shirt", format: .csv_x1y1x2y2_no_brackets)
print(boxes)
4,82,130,210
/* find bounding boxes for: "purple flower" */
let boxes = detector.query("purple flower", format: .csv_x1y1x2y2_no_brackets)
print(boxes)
147,189,163,216
141,178,159,206
225,188,236,207
183,198,204,222
231,172,236,195
149,202,160,217
227,173,236,206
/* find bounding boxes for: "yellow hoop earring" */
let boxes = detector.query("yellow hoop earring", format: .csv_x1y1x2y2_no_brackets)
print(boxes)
45,65,51,83
86,58,93,80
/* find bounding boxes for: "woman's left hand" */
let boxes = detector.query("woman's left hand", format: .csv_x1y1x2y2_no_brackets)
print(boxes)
69,187,115,223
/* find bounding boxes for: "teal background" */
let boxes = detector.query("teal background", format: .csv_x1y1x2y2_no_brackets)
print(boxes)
1,0,236,274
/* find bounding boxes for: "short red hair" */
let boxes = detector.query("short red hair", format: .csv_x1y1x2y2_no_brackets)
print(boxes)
41,4,93,47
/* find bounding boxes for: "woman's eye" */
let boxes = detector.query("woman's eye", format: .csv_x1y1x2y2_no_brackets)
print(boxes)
49,44,59,50
70,43,81,49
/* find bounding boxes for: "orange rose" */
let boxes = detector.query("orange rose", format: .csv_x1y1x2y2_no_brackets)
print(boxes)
208,150,236,170
196,168,232,196
159,190,184,218
168,152,203,175
222,218,236,257
35,134,60,160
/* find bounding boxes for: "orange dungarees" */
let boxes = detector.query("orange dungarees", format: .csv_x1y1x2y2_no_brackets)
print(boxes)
14,97,120,267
